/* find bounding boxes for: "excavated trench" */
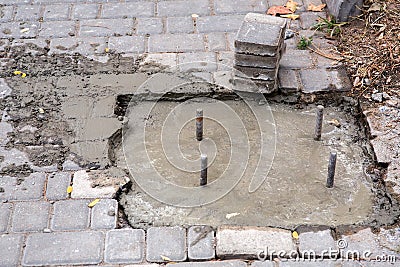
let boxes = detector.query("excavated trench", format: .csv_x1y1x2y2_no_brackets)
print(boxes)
1,44,399,231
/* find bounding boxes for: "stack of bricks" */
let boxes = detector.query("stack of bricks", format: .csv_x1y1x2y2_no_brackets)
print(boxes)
232,13,287,94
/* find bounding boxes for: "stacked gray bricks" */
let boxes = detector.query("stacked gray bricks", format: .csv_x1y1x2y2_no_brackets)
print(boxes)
233,13,287,94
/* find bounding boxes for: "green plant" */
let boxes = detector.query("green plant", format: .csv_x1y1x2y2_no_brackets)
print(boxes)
297,36,313,50
312,15,347,37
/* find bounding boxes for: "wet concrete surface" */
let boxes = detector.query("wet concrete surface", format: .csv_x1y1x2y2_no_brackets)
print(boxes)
119,98,374,229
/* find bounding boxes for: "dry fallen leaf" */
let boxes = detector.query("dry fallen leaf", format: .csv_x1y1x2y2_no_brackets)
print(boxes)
328,119,341,127
267,6,293,16
307,3,326,12
292,231,299,239
67,185,73,194
226,212,240,219
161,255,172,262
280,14,300,20
285,0,299,12
88,198,100,208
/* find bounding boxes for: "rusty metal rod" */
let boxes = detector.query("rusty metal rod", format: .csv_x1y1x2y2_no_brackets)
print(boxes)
314,105,324,141
200,154,207,186
326,152,337,188
196,109,203,141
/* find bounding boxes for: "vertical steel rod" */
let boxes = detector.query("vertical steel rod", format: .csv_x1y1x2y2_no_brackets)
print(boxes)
326,152,337,188
314,105,324,141
200,154,208,186
196,109,203,141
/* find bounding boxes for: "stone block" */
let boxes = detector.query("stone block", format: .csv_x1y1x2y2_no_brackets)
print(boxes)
12,201,50,232
232,75,277,94
299,230,336,256
39,21,76,38
72,4,99,20
51,199,90,230
0,173,46,201
23,231,103,266
0,234,23,267
188,226,215,260
278,69,300,93
108,36,146,54
234,65,278,81
197,15,245,33
0,203,11,233
214,0,267,14
43,4,71,21
46,172,71,200
91,199,118,230
178,52,217,72
234,53,280,69
325,0,363,22
136,18,163,35
157,0,211,17
105,229,145,264
148,34,205,53
102,2,154,18
235,13,286,56
167,261,247,267
15,5,41,21
146,226,187,262
216,226,295,259
166,16,194,34
79,19,133,37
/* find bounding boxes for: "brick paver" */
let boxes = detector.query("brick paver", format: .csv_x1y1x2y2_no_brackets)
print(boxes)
0,173,45,201
0,203,11,233
23,231,103,266
105,229,145,264
51,199,90,230
147,226,187,262
12,201,50,232
46,172,71,200
0,234,23,267
91,198,117,229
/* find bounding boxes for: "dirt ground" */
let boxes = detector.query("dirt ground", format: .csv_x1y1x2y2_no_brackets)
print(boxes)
337,0,399,98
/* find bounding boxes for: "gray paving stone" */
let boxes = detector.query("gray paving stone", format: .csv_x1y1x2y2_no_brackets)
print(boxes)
250,261,275,267
232,76,277,93
12,201,50,232
342,261,397,267
235,53,280,68
279,261,339,266
105,229,145,264
188,226,215,260
148,33,204,53
91,198,117,229
49,37,107,55
0,173,46,201
299,230,336,256
214,0,267,14
226,32,235,51
147,226,187,262
108,36,145,54
300,69,332,93
23,231,103,266
0,0,29,4
0,234,23,267
216,226,295,259
166,16,194,34
235,13,286,56
178,52,217,72
207,32,227,51
326,0,363,22
0,203,11,233
46,172,71,200
43,4,71,21
157,0,211,17
136,18,163,35
278,69,300,93
279,49,313,69
300,12,325,30
0,5,14,22
329,69,351,91
197,15,245,33
79,18,133,37
217,51,234,71
72,3,99,20
0,21,39,39
39,21,76,38
167,261,247,267
102,2,154,18
51,199,90,230
15,5,41,21
234,65,277,81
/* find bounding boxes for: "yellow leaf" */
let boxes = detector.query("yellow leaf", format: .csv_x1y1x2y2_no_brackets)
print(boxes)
161,255,172,262
38,108,45,114
105,47,109,53
292,231,299,239
21,73,26,78
285,0,299,12
13,70,22,75
88,198,100,208
280,14,300,20
307,3,326,12
67,186,73,193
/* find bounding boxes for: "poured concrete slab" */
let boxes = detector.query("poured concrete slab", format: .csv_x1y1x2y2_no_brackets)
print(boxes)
120,97,374,229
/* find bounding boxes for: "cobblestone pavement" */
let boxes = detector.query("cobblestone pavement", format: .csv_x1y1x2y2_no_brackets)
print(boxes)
0,0,399,266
